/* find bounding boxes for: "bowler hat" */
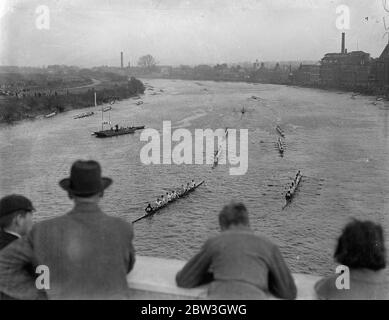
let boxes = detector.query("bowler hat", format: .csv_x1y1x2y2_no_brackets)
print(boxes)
0,194,35,219
59,160,112,196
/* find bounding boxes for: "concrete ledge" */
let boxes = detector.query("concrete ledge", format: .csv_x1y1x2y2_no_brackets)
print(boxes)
127,256,321,299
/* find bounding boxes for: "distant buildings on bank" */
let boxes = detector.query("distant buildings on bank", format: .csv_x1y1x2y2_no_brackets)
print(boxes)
283,33,389,94
137,32,389,95
1,34,388,96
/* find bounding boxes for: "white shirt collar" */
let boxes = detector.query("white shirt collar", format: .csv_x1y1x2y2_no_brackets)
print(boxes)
3,229,21,238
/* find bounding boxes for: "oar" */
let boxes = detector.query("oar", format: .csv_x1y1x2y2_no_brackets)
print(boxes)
132,214,148,224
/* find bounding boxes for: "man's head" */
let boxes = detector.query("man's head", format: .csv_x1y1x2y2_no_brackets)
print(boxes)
59,160,112,200
218,201,249,231
0,194,35,236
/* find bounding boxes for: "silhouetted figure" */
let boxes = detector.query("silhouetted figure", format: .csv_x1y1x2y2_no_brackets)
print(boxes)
315,219,388,299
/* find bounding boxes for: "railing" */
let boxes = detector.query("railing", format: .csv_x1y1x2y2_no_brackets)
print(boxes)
127,256,321,300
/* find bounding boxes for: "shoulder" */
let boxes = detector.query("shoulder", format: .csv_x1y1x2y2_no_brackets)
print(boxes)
106,215,134,236
314,275,339,300
29,215,64,234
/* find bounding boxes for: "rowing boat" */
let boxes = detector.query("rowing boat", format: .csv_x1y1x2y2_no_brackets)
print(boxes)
74,111,94,119
285,173,302,202
277,138,284,154
44,112,57,118
212,148,221,168
276,126,285,137
132,181,205,223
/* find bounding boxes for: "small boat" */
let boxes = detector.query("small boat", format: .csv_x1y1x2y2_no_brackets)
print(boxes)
93,101,144,138
212,147,222,168
132,181,205,223
135,101,143,106
102,106,112,112
94,127,136,138
277,138,284,155
276,125,285,137
285,172,302,202
74,111,94,119
44,112,57,118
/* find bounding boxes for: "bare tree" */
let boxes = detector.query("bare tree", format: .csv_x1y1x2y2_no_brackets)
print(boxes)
137,54,157,72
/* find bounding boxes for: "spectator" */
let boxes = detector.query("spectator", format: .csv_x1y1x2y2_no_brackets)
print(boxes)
0,195,36,300
0,195,35,250
0,160,136,299
315,219,388,299
176,202,297,299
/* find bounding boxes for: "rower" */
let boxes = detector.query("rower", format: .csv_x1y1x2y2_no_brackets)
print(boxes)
161,195,166,204
155,198,161,206
167,192,172,202
285,191,291,201
186,182,191,191
145,203,153,212
190,180,195,188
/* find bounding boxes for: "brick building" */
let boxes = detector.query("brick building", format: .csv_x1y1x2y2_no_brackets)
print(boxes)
371,43,389,89
319,32,372,89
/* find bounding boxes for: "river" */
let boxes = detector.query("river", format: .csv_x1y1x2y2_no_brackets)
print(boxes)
0,79,388,276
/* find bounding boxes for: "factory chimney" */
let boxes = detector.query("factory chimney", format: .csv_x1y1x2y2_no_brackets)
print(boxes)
120,52,124,68
341,32,345,54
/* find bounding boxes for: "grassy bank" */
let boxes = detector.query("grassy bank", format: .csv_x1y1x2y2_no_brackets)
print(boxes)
0,77,145,124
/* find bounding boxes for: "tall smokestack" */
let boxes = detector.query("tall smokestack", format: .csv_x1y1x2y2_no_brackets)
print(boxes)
341,32,345,54
120,52,123,68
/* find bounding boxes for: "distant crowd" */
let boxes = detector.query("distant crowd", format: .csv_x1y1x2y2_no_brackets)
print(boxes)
0,160,387,300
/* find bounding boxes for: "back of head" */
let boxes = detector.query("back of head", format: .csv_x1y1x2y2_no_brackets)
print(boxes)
334,219,386,271
219,202,249,230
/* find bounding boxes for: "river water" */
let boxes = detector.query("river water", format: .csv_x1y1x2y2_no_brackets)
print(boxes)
1,79,388,276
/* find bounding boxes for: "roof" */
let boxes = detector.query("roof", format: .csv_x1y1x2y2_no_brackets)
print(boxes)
379,43,389,59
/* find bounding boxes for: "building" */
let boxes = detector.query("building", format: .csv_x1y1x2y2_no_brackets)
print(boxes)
293,64,320,85
371,43,389,89
320,33,372,89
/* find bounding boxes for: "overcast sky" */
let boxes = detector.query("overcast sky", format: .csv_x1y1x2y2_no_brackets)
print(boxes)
0,0,387,67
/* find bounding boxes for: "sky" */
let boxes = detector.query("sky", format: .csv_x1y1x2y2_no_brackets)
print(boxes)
0,0,387,67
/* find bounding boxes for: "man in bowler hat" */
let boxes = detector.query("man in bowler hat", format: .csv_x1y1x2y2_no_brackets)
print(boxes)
0,160,136,299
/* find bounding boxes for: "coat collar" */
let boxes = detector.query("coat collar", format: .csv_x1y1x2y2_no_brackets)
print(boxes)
2,229,21,239
350,269,387,284
68,201,104,215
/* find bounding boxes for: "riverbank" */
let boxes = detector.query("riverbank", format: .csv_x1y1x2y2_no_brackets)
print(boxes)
0,77,145,124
